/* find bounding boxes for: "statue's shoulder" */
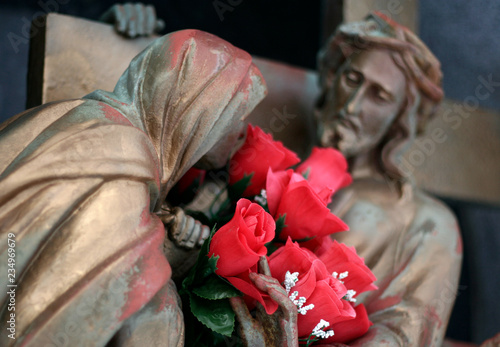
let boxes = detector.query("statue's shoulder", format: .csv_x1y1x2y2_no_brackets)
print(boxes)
332,179,461,246
409,188,462,254
412,189,459,229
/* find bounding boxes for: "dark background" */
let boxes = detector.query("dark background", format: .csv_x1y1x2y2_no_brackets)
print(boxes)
0,0,499,344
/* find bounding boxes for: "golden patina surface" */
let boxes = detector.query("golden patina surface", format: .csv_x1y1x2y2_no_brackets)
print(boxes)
316,13,462,346
0,29,267,346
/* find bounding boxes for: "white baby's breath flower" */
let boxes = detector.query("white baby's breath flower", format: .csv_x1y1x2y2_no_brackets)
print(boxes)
312,319,335,339
332,270,348,283
298,303,315,315
283,271,299,294
339,271,349,280
260,189,267,199
288,290,314,315
254,189,268,205
313,319,330,331
344,289,357,302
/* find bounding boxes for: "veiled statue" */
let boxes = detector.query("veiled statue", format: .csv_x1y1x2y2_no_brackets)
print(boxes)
315,13,462,346
0,29,267,346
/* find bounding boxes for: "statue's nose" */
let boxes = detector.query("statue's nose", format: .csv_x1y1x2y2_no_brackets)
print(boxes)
345,87,364,115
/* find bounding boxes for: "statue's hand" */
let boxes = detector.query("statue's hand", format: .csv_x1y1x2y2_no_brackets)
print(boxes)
229,257,299,347
100,3,165,38
159,206,210,250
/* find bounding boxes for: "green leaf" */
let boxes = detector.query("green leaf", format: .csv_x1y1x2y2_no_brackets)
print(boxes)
228,173,253,201
275,214,287,238
294,236,316,243
190,295,235,337
182,226,218,293
199,254,220,279
193,275,242,300
266,241,280,256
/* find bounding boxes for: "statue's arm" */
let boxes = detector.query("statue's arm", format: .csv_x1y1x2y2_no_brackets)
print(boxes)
347,201,463,346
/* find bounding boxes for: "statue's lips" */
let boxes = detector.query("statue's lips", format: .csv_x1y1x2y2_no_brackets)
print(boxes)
323,122,354,150
317,111,361,148
332,116,360,137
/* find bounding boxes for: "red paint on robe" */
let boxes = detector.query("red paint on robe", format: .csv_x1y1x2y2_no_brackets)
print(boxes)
119,217,171,321
139,208,151,228
426,306,443,328
99,102,132,126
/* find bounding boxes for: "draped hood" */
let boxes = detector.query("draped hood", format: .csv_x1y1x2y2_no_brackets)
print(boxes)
86,29,267,208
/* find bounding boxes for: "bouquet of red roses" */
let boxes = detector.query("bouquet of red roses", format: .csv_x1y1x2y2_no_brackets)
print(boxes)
180,125,376,346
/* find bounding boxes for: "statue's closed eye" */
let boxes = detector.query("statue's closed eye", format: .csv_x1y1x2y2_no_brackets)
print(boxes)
371,85,393,103
344,69,363,87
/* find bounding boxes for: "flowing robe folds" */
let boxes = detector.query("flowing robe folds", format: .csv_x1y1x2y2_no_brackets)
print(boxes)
0,29,266,346
330,180,462,346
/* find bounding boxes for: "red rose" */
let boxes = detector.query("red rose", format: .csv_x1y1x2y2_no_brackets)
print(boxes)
319,240,377,296
326,303,372,344
266,169,348,241
209,199,275,276
208,199,277,314
229,124,300,197
296,147,352,204
301,235,335,255
268,239,356,339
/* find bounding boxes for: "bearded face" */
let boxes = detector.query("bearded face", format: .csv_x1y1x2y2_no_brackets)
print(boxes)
316,49,407,159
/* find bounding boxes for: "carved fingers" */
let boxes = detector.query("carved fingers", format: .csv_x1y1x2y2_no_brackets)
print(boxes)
256,257,298,324
229,296,267,346
166,207,210,250
244,257,299,347
158,204,210,250
100,3,165,38
249,273,299,346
